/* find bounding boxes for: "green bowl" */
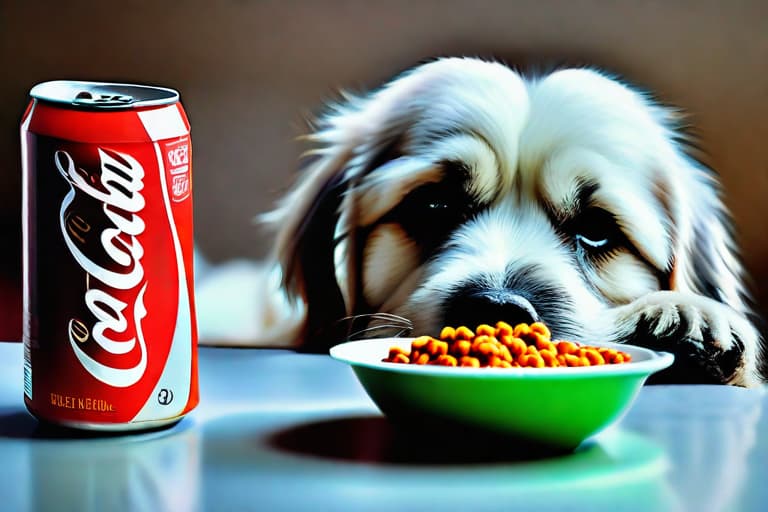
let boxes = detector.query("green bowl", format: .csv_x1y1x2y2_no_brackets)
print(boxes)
330,338,674,451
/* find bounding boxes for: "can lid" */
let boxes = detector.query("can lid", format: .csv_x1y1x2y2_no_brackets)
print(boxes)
29,80,179,110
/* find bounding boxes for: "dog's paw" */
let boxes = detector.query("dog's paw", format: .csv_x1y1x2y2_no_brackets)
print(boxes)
610,291,761,387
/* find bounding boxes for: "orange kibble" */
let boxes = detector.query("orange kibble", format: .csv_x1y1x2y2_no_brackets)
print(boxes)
613,353,626,364
507,337,527,357
556,340,579,355
459,356,481,368
521,353,545,368
530,322,551,339
476,324,496,337
513,323,532,338
439,326,456,341
386,322,631,371
426,339,449,357
580,348,606,366
435,354,458,367
471,334,493,350
497,344,513,362
391,353,410,364
411,336,431,350
455,326,475,340
535,337,557,354
387,346,410,359
415,353,431,365
451,339,472,357
477,341,500,358
564,354,582,367
495,321,513,337
540,350,559,367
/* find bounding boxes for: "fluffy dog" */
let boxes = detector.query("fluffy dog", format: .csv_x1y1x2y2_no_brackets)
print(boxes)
199,57,764,387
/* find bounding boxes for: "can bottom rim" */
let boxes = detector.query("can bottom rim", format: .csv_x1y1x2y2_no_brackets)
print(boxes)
25,405,185,434
49,416,183,432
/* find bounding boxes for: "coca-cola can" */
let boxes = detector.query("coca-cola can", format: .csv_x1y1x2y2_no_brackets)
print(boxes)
20,80,199,431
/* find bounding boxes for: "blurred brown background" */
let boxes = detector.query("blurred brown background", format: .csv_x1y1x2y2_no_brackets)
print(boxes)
1,0,767,340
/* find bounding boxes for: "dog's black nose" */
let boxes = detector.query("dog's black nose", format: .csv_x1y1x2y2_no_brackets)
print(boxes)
444,287,539,329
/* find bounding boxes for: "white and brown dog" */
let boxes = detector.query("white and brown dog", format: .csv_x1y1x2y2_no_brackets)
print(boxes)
196,57,765,387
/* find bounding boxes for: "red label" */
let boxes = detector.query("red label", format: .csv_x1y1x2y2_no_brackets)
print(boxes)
22,100,198,427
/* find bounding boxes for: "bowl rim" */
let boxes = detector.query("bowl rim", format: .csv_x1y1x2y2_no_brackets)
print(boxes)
330,338,674,379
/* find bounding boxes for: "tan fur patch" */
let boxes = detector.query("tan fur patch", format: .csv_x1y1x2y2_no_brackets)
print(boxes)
362,223,419,307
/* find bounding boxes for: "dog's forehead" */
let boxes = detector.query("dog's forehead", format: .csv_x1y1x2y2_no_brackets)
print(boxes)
519,69,674,184
388,59,529,182
396,63,674,193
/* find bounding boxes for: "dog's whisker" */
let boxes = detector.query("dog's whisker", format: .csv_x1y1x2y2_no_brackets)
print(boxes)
332,313,414,341
345,324,414,340
335,313,413,327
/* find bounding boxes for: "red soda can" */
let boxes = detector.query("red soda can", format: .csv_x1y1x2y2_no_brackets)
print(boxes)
20,81,199,430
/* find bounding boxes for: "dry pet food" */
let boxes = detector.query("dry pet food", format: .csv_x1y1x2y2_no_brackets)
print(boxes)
383,321,632,368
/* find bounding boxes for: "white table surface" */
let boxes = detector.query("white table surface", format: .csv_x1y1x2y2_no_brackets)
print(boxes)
0,341,765,512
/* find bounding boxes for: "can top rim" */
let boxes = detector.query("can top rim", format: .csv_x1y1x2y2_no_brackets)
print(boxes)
30,80,180,110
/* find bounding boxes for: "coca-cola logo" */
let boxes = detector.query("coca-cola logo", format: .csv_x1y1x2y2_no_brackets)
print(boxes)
56,148,148,388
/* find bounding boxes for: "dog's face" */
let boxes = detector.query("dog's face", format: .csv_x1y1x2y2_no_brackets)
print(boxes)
268,58,747,350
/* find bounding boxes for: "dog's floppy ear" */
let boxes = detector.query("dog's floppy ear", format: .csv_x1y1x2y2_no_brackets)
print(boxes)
262,146,356,351
262,90,415,351
666,152,750,315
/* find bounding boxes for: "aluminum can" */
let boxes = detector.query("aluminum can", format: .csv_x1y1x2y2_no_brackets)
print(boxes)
21,80,199,430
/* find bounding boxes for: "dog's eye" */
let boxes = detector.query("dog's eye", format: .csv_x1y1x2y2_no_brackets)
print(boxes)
383,181,472,250
569,207,623,253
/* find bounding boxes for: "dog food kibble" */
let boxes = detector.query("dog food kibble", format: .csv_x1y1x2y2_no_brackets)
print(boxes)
382,321,632,368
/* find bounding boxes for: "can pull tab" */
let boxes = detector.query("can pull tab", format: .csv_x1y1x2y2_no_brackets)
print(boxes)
72,90,134,107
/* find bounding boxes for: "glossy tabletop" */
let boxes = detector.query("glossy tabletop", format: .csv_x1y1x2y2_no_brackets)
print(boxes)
0,342,765,512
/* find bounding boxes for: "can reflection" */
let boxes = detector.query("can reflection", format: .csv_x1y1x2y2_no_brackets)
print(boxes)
29,420,200,512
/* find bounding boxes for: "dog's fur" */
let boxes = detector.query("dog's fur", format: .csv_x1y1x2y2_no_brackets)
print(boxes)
199,57,765,387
